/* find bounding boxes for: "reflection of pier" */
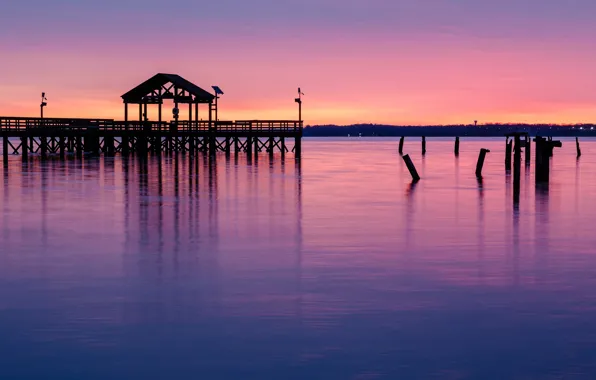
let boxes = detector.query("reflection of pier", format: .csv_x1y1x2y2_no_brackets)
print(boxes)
117,153,303,319
1,73,303,163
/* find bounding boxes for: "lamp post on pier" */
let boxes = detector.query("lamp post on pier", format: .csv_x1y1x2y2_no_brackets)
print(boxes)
295,88,304,124
40,92,47,119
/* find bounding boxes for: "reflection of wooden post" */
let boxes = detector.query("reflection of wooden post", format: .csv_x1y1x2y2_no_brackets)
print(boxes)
454,136,460,156
576,137,582,157
398,136,404,154
402,154,420,182
421,136,426,155
476,149,490,178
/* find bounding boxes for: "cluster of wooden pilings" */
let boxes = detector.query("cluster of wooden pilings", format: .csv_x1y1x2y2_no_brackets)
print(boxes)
399,135,576,185
1,118,303,166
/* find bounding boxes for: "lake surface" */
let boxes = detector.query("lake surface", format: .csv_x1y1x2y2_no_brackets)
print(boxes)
2,137,596,379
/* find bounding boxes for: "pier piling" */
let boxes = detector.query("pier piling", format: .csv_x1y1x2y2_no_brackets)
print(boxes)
535,136,562,183
421,136,426,155
402,154,420,182
21,136,28,161
475,149,490,178
454,137,460,156
59,135,65,159
576,137,581,158
398,136,404,154
2,136,8,166
505,138,512,170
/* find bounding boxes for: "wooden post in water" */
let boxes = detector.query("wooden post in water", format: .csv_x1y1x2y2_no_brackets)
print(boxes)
513,135,522,201
398,136,404,154
525,135,531,165
421,136,426,155
505,138,512,170
280,137,285,158
454,136,460,156
535,137,562,183
402,154,420,182
475,149,490,178
576,137,581,158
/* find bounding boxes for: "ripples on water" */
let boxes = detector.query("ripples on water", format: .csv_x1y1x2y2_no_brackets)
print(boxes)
2,137,596,379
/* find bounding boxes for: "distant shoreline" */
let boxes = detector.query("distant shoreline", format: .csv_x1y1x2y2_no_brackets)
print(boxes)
303,124,596,137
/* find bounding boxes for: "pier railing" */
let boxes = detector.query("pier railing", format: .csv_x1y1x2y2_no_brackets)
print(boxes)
0,117,302,134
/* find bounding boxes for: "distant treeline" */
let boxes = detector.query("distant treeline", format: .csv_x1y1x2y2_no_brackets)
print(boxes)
303,124,596,137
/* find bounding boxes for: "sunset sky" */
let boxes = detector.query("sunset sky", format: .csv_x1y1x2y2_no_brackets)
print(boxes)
1,0,595,125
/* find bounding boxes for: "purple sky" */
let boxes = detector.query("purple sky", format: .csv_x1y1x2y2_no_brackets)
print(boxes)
1,0,595,124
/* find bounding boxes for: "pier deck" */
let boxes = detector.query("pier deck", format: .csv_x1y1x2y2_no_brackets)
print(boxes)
1,117,302,160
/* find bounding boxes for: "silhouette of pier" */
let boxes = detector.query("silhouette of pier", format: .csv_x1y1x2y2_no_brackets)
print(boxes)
0,73,303,163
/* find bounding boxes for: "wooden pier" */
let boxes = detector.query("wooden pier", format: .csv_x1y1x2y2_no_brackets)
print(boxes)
0,73,303,162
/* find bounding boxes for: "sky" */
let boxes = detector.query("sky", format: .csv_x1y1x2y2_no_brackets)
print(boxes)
1,0,596,125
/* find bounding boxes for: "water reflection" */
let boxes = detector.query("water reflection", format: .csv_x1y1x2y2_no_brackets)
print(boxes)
2,139,596,379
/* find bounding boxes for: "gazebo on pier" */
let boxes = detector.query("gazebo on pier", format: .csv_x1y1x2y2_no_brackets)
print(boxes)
121,73,217,130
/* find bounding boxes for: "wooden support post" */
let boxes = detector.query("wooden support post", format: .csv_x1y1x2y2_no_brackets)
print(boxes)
122,135,129,156
21,136,28,161
402,154,420,182
40,136,48,159
576,137,581,158
475,149,490,178
209,135,216,156
294,136,301,158
421,136,426,155
225,137,231,155
254,137,259,154
525,136,531,165
234,137,239,154
281,137,286,158
137,132,148,157
398,136,404,155
454,136,460,156
166,135,172,155
505,138,512,170
76,136,83,158
105,136,115,156
268,137,274,156
2,136,8,166
59,135,65,159
189,136,195,155
85,127,100,156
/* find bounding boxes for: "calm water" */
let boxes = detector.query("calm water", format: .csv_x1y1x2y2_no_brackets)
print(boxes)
2,137,596,379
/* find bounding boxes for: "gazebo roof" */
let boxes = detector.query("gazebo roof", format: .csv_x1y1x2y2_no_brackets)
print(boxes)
121,73,215,104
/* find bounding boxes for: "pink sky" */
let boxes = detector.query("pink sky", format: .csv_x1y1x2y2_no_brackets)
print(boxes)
1,1,596,125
